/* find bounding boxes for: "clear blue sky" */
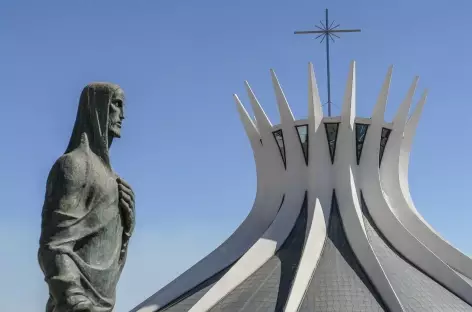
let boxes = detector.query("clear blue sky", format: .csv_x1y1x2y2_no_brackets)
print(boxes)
1,1,471,311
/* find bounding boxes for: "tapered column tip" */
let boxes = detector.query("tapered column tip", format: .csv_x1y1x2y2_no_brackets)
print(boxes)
420,89,429,102
233,94,243,105
244,81,253,92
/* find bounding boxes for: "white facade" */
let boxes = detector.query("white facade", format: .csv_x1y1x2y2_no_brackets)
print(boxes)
132,62,472,312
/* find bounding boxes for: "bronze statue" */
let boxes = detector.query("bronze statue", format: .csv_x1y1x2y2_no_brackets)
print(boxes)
38,83,135,312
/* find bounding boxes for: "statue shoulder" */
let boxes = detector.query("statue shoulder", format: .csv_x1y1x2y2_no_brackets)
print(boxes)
50,150,90,187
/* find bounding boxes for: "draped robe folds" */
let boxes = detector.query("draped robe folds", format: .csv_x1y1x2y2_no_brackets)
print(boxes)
39,83,132,312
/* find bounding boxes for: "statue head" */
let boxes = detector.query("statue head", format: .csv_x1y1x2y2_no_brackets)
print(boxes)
108,87,126,139
65,82,125,167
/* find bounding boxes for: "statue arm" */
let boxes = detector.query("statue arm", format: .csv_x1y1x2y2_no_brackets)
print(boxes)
40,153,88,242
39,153,89,309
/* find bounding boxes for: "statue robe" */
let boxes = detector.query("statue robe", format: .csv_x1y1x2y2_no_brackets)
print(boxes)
39,83,129,312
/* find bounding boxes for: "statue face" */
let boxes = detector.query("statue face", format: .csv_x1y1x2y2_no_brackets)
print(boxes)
109,88,125,138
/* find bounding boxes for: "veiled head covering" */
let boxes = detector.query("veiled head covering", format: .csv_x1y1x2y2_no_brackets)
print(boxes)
65,82,123,168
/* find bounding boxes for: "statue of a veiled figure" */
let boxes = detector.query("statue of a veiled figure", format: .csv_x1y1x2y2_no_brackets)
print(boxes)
38,83,135,312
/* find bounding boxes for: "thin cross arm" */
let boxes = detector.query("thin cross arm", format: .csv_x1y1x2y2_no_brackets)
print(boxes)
294,29,361,35
294,30,327,34
329,29,361,33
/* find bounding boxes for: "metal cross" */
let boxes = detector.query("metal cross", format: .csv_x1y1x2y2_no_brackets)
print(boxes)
295,9,361,116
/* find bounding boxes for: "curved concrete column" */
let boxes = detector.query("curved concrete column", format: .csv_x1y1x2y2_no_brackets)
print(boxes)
284,63,333,312
381,88,472,281
188,70,307,312
360,71,472,305
333,61,405,312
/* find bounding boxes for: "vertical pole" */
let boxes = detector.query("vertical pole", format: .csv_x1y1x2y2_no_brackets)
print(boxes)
325,8,332,117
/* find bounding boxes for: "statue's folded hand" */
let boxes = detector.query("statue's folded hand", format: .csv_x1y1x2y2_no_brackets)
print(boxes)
68,295,93,312
117,177,135,236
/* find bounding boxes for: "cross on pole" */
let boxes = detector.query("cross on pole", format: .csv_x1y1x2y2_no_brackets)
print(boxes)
295,9,361,116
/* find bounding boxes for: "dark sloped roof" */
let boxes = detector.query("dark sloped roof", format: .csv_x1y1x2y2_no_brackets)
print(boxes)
361,194,472,312
299,192,386,311
208,193,308,312
158,267,231,312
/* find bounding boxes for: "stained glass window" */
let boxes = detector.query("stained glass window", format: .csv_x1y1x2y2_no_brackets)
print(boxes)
379,128,392,166
273,129,287,169
355,123,369,165
295,125,309,165
324,123,340,164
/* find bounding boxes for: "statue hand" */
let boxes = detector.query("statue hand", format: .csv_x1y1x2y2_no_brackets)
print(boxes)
60,294,93,312
71,300,93,312
117,177,135,237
